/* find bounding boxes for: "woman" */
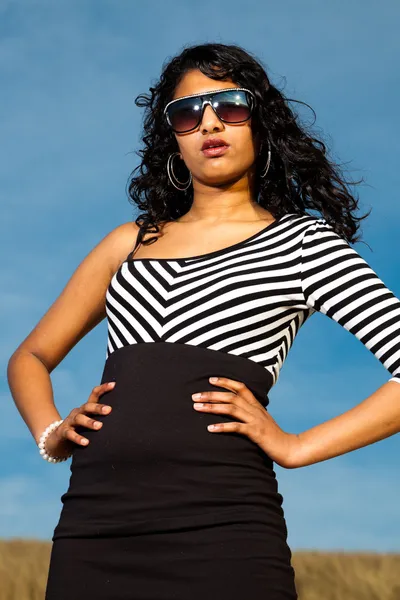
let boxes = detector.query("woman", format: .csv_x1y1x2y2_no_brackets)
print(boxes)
7,42,400,600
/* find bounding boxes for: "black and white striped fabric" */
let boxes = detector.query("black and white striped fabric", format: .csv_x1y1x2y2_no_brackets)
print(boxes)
105,212,400,387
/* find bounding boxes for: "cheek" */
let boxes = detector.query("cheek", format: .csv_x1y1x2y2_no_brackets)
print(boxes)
231,123,257,154
231,133,258,168
176,140,198,169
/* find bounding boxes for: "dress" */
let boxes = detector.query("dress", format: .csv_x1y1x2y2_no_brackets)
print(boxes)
45,213,400,600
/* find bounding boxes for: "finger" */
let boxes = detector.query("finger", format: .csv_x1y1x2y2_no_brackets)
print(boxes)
62,426,90,446
192,391,258,417
193,401,253,423
88,382,116,401
83,401,112,415
192,391,237,404
74,412,104,431
207,421,248,434
208,377,259,406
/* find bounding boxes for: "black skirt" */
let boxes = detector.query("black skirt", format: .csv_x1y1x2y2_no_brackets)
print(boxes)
45,343,298,599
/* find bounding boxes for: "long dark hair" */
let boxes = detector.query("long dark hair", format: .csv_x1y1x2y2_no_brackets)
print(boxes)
127,42,370,249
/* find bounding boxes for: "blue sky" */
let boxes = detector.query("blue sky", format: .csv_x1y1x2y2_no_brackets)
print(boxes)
1,0,399,551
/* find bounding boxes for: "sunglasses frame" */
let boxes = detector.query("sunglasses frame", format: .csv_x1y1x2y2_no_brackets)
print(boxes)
163,87,256,133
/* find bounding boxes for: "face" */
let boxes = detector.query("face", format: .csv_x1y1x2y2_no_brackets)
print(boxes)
169,69,260,187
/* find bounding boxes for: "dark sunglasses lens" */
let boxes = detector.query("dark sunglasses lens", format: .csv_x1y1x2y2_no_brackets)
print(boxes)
213,90,252,123
167,90,253,132
167,97,202,133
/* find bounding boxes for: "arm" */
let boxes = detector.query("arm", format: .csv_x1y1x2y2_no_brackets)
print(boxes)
289,380,400,468
7,221,139,445
288,218,400,468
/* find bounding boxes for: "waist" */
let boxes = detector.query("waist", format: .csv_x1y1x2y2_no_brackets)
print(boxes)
53,343,281,540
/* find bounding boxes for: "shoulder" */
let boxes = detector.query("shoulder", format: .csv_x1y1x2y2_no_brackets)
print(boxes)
92,221,140,276
285,212,333,232
104,220,172,266
103,220,140,252
279,213,351,261
284,213,341,243
279,212,335,243
109,220,141,246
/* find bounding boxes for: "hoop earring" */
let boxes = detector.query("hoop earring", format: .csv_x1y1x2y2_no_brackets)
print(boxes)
167,152,192,191
260,139,272,179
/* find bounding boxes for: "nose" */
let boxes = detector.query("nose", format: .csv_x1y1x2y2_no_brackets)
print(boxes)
200,103,224,133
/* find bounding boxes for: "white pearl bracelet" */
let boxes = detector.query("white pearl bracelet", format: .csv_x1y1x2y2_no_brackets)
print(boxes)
38,419,72,463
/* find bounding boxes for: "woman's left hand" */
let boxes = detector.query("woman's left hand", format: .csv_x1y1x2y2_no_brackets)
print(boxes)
192,376,300,469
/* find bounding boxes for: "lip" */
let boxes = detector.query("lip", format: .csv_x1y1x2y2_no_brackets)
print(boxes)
202,145,230,158
201,137,229,151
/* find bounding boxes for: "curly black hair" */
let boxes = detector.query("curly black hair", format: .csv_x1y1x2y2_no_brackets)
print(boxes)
126,42,370,250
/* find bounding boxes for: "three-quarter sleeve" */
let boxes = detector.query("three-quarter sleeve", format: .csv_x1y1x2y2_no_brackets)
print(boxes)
299,217,400,384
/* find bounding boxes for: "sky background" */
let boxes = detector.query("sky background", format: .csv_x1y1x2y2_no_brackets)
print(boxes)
1,0,399,551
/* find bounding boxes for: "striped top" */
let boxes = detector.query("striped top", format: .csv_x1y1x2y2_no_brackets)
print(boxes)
105,212,400,387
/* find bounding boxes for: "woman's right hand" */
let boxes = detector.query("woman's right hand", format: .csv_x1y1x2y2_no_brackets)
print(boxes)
44,382,116,459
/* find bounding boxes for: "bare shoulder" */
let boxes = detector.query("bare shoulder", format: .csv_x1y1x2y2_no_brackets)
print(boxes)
109,220,140,244
99,220,140,275
75,219,140,282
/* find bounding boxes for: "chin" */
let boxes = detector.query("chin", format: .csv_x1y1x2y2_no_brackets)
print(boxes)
201,168,246,185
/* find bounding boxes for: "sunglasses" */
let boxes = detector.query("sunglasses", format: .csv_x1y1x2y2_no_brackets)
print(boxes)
164,87,256,134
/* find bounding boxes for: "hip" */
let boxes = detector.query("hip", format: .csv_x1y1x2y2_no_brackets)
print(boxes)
46,520,298,600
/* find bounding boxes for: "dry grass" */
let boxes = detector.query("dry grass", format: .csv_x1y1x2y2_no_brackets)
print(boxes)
291,551,400,600
0,539,399,599
0,540,51,600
